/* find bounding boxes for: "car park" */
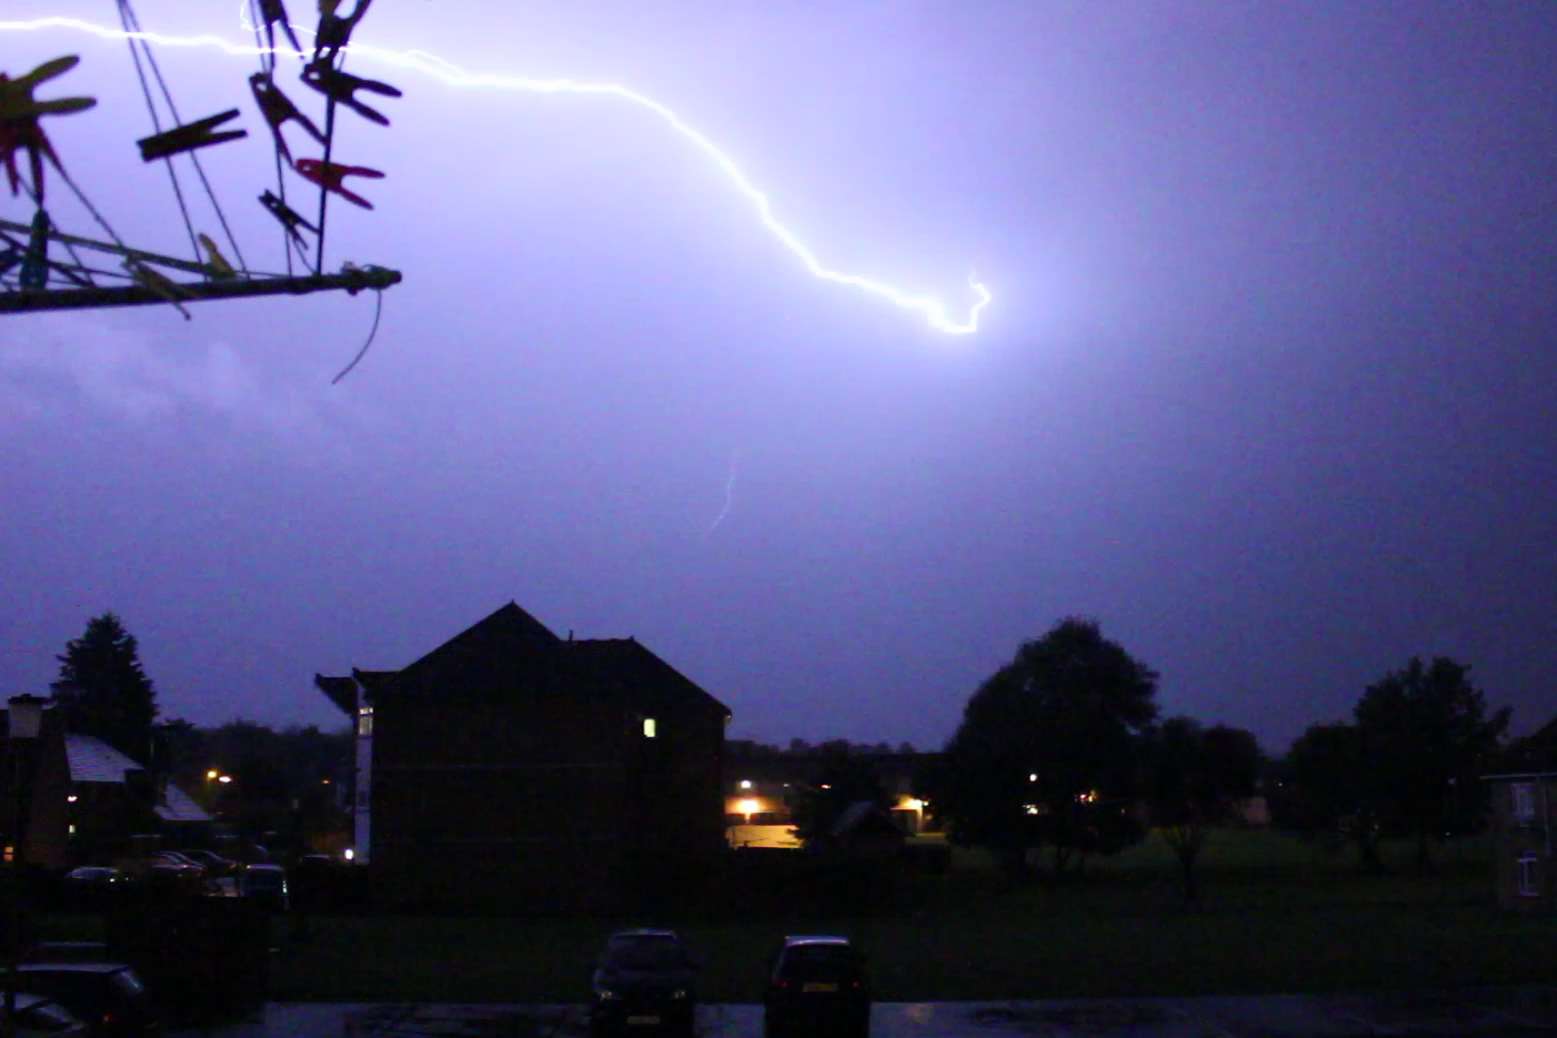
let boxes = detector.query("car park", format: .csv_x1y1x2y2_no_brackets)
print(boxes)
0,964,159,1038
762,935,869,1038
174,850,235,877
589,929,699,1037
0,992,89,1037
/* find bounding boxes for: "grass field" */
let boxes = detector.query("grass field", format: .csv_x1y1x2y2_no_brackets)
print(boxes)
45,830,1555,1001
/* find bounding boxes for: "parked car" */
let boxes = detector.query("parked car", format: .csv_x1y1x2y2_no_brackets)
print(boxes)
62,868,128,910
589,929,699,1037
0,964,159,1038
0,992,89,1037
237,864,288,911
762,935,869,1038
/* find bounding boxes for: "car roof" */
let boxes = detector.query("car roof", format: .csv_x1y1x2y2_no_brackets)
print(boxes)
783,935,852,947
610,928,679,939
16,963,131,975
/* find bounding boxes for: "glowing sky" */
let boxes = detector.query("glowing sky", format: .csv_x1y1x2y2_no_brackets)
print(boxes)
3,2,1555,753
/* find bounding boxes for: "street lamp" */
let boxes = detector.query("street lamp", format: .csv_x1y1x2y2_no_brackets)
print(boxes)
5,694,45,1038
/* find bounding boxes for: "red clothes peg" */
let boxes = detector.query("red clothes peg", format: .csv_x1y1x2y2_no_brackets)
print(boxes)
294,157,383,210
250,72,324,162
0,56,96,201
300,62,400,127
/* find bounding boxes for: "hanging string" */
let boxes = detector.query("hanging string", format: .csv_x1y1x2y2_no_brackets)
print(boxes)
250,0,294,276
330,287,385,384
118,0,249,275
117,0,202,267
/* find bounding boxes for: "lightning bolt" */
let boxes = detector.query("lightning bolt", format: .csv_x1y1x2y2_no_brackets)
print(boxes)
705,449,740,538
0,14,993,335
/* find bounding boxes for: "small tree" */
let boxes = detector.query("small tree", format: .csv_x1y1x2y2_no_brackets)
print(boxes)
1354,656,1508,872
1145,718,1260,903
52,612,160,759
939,617,1158,878
1285,722,1382,871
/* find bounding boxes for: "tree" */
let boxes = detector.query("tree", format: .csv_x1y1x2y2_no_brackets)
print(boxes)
51,612,159,759
1145,718,1260,903
1353,656,1508,872
1283,721,1391,871
938,617,1158,878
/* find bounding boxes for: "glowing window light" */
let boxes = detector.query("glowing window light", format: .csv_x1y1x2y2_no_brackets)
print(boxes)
738,780,753,790
642,717,657,739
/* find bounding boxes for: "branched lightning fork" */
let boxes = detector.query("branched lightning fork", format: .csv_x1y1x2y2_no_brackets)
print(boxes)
0,14,993,334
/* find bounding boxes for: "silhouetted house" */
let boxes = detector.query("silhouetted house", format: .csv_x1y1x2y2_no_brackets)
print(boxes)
825,801,907,858
63,735,211,861
315,602,730,910
1,702,70,869
2,703,209,869
1484,771,1555,911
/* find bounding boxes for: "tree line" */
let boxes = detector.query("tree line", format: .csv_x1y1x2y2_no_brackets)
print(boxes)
929,617,1517,902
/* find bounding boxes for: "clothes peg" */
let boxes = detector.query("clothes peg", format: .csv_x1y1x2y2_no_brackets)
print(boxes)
125,259,192,319
250,72,325,162
259,189,319,248
257,0,304,60
0,56,96,201
137,109,247,162
300,62,400,127
198,233,238,279
19,208,49,289
314,0,373,65
294,157,384,209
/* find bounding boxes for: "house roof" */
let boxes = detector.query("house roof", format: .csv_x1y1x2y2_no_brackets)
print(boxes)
64,735,211,823
317,602,730,718
65,734,143,784
829,800,906,840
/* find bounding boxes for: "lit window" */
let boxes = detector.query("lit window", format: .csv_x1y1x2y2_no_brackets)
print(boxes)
358,705,374,737
66,795,78,803
68,824,76,836
344,848,355,862
642,717,657,739
1517,852,1539,897
739,780,753,790
1513,783,1536,822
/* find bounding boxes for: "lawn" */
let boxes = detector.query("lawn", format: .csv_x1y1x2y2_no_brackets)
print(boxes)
47,830,1555,1002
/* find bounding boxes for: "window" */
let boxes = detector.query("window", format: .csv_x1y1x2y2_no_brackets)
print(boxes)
642,717,657,739
357,705,374,738
1517,852,1540,898
1512,782,1536,823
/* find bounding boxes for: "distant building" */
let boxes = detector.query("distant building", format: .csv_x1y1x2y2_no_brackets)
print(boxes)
723,749,935,849
316,601,730,910
1,702,209,869
1483,771,1555,911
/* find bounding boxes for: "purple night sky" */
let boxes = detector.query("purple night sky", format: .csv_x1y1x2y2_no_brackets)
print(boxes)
3,2,1554,754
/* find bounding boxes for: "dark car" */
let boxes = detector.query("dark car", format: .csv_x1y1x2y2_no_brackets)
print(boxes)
1,964,160,1038
763,936,869,1038
62,868,128,910
237,864,288,911
589,929,699,1037
1,992,89,1037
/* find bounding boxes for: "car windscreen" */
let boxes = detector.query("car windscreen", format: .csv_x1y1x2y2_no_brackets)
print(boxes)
779,944,862,979
603,938,688,971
